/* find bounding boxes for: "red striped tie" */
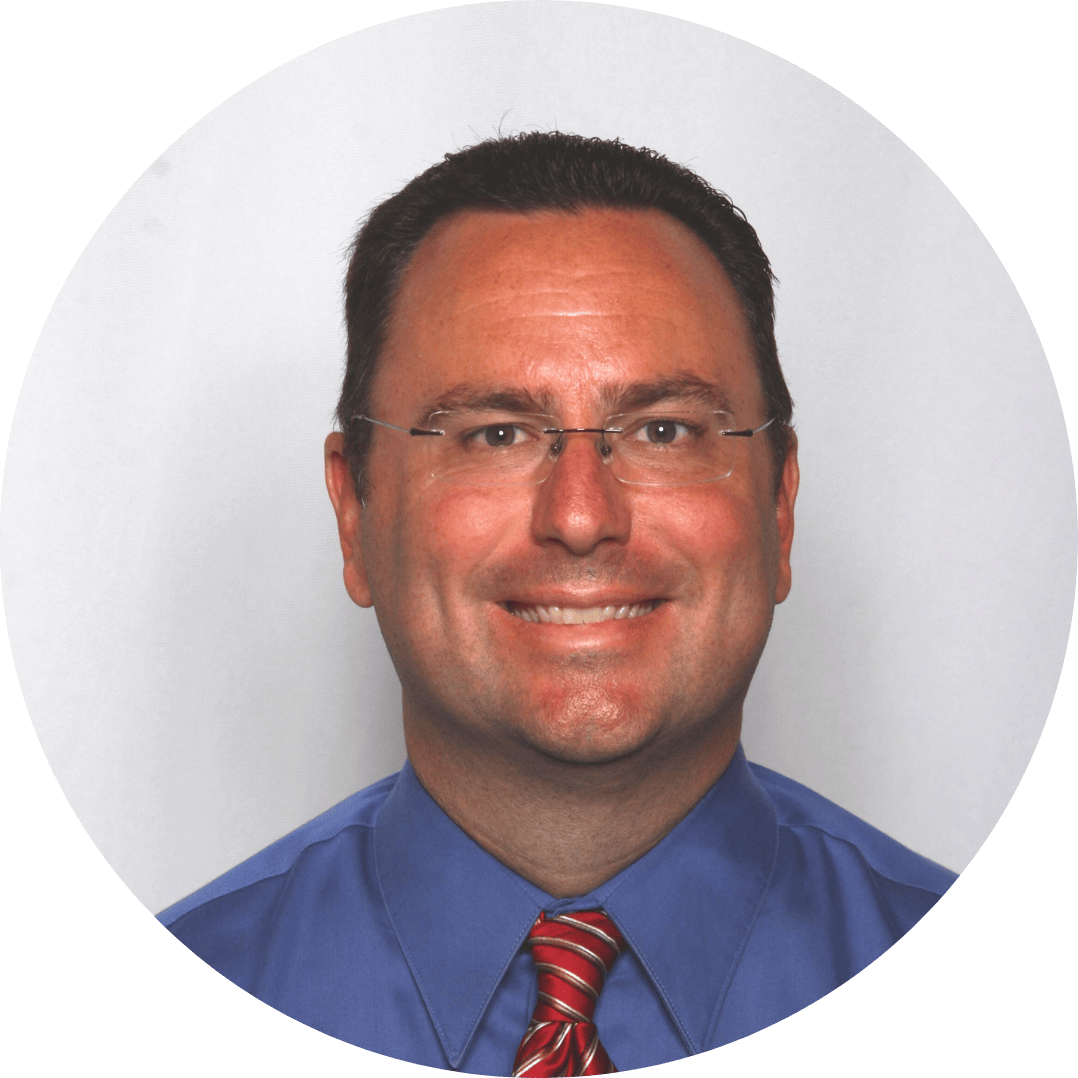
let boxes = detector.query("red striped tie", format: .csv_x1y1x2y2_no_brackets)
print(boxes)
512,910,625,1077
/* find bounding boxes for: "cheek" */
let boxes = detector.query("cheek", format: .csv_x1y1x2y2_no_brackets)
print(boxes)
642,486,775,604
643,483,754,553
385,483,532,606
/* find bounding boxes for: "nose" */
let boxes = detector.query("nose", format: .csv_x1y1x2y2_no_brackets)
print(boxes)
531,432,632,555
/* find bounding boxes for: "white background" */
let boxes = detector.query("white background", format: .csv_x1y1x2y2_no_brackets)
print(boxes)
3,0,1072,913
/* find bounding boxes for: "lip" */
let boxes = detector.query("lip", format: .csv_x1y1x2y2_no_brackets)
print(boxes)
502,599,664,625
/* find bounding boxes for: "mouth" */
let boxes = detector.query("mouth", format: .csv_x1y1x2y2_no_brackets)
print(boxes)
503,600,662,625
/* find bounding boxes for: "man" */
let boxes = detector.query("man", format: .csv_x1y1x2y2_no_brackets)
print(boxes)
160,132,955,1073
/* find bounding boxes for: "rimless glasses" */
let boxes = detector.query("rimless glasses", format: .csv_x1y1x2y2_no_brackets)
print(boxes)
353,405,776,487
352,407,776,488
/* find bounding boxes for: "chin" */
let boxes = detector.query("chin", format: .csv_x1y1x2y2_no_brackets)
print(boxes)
530,735,646,767
512,688,663,766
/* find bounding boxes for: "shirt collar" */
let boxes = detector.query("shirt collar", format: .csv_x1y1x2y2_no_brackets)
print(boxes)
374,747,778,1066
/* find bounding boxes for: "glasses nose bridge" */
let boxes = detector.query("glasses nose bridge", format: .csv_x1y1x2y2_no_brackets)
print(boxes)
539,425,617,485
546,424,615,460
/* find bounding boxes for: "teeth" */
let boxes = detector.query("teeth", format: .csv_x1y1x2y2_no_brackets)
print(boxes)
508,601,658,625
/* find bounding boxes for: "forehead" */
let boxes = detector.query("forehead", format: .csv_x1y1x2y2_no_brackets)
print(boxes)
375,207,760,416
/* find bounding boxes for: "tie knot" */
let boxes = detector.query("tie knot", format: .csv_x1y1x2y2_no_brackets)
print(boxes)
525,910,625,1024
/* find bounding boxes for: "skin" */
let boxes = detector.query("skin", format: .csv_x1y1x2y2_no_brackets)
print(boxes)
325,207,798,897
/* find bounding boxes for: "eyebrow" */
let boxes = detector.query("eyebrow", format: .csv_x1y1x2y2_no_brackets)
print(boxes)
420,372,732,420
607,374,732,413
426,384,558,417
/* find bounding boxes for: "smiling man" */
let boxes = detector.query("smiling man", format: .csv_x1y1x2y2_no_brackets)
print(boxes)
160,133,955,1073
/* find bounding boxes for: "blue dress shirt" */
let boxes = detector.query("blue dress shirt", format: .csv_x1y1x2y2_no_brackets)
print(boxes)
160,747,955,1072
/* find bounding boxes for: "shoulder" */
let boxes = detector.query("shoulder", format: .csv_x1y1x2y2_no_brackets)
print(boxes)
714,762,957,1044
158,771,399,925
159,772,402,1000
749,761,957,897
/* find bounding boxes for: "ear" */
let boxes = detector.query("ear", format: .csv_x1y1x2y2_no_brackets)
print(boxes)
773,432,799,604
324,432,373,608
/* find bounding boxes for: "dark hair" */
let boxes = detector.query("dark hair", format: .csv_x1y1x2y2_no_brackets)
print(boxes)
337,131,793,490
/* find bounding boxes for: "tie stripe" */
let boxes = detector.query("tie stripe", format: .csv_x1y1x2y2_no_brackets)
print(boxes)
555,915,622,952
515,1023,572,1076
537,990,592,1023
511,910,625,1077
533,935,611,975
534,962,599,1000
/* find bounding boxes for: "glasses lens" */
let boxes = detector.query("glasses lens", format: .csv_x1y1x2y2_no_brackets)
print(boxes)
605,409,738,485
426,411,557,486
418,409,746,486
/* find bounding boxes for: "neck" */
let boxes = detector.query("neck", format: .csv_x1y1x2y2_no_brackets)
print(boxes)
402,710,742,898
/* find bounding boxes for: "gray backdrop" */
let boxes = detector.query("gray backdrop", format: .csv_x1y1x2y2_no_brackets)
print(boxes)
2,2,1073,915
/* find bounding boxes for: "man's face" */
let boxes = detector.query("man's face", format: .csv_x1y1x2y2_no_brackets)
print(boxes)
327,208,797,766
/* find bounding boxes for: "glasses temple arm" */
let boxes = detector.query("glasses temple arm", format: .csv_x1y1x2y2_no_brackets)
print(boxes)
720,416,777,438
353,414,444,437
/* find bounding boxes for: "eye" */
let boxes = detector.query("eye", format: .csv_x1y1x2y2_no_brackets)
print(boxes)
632,418,693,445
466,422,529,448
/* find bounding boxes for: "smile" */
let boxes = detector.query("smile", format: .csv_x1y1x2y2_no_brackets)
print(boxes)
505,600,661,624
